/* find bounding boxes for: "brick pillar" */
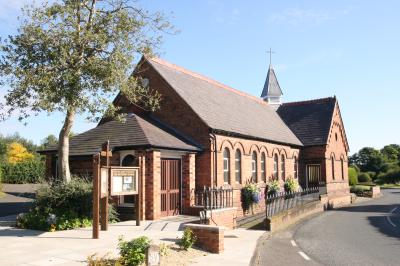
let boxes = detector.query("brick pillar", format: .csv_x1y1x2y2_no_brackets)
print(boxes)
145,150,161,220
182,153,196,214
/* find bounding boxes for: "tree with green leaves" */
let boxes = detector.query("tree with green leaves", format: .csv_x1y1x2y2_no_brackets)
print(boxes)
41,134,59,149
380,144,400,162
349,147,386,173
0,0,173,182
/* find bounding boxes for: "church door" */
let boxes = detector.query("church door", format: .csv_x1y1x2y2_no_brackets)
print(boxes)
306,164,321,187
160,159,181,217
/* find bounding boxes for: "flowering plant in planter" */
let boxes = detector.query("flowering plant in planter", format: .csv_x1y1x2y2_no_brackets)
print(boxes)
284,177,299,193
241,183,261,210
267,180,280,196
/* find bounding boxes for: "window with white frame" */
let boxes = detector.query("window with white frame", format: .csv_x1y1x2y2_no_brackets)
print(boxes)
294,156,298,179
281,154,286,180
235,149,241,183
261,152,266,182
273,154,278,179
251,151,257,182
223,148,230,183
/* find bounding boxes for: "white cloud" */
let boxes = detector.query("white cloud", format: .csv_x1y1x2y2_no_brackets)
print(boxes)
268,7,350,27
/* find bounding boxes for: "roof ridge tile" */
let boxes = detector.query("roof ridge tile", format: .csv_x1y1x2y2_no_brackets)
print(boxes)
147,56,268,106
281,97,336,107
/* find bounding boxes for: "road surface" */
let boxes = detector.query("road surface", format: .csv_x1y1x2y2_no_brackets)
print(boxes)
254,189,400,266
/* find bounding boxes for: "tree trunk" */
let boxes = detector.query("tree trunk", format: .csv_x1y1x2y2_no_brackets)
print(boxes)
57,109,75,183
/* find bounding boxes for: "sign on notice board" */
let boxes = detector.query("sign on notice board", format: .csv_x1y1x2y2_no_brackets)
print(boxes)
110,167,139,195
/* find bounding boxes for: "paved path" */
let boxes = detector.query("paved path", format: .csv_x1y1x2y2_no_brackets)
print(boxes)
0,184,40,217
0,214,264,266
254,189,400,266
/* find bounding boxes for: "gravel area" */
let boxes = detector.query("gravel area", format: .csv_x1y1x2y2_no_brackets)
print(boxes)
160,244,208,266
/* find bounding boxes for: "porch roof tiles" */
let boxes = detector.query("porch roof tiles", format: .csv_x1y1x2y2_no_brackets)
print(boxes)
38,114,201,156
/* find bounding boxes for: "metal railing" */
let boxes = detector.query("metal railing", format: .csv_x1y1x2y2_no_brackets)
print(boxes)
193,186,234,210
266,187,320,217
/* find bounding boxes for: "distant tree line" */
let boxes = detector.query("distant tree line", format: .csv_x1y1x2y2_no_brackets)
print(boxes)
349,144,400,185
0,133,59,184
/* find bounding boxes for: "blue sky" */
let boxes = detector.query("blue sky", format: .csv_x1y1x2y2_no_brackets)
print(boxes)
0,0,399,154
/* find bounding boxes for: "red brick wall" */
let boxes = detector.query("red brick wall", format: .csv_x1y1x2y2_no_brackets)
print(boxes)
182,153,196,214
144,150,161,220
184,224,224,254
206,207,237,229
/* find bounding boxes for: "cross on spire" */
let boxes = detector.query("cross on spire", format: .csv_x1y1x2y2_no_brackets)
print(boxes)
267,48,275,65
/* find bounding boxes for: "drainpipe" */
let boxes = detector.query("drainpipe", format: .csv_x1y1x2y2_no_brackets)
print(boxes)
209,132,218,188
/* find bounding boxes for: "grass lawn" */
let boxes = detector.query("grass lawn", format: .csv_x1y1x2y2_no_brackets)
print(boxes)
353,185,372,190
379,183,400,188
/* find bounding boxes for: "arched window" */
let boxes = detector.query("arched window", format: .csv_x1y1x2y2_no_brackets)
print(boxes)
294,156,298,179
273,154,279,179
122,154,138,167
251,151,257,182
281,154,286,180
331,156,335,180
341,158,344,180
235,149,241,183
223,148,230,184
261,152,266,182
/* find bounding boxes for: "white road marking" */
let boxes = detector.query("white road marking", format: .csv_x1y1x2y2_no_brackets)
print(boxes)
298,251,311,261
386,206,398,227
291,240,297,247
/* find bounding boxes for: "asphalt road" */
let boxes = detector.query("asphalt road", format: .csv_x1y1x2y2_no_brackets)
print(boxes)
254,189,400,266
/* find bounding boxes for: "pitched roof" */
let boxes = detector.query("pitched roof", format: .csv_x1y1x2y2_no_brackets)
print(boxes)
277,97,336,146
261,65,283,98
39,114,201,156
146,57,303,146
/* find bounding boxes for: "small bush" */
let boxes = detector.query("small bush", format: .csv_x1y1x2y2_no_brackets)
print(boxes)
118,236,151,266
366,171,377,180
284,177,298,193
350,185,371,197
348,167,358,186
177,228,197,250
87,253,117,266
1,158,44,184
159,243,170,257
358,172,372,183
16,177,118,231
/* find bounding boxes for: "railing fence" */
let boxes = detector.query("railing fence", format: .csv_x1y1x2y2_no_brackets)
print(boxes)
266,187,320,217
193,186,233,210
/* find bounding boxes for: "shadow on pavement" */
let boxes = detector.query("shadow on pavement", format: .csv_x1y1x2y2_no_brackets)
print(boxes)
367,216,400,241
0,201,33,217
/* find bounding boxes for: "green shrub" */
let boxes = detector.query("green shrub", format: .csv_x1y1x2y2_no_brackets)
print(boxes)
118,236,151,266
284,177,298,193
350,185,370,197
348,167,358,186
16,177,118,231
366,171,377,180
177,228,197,250
358,172,372,183
378,169,400,184
1,158,44,184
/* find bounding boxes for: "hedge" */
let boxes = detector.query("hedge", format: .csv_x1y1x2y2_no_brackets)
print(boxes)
378,169,400,184
348,167,358,186
1,159,45,184
358,172,372,183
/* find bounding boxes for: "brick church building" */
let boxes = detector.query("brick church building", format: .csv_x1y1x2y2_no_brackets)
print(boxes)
40,56,350,221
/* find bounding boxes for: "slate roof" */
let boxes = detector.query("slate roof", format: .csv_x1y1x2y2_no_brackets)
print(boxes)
146,57,303,146
261,65,283,98
277,97,336,146
39,114,201,156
